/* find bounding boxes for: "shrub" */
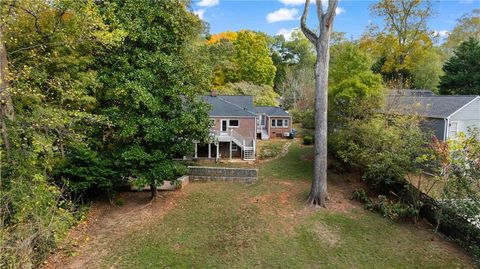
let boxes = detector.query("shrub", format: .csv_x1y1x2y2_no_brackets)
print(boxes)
259,143,282,160
290,108,315,129
303,135,313,145
54,145,116,200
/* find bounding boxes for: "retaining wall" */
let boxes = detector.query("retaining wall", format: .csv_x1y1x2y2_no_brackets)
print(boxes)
188,166,257,182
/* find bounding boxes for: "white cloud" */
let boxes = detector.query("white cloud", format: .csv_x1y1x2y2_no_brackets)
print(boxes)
434,30,449,37
194,9,206,20
279,0,306,5
276,27,299,41
197,0,219,7
267,8,299,23
335,6,345,15
278,0,344,15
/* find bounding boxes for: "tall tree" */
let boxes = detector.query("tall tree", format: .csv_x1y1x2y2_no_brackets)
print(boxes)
444,9,480,51
209,30,276,87
1,0,119,266
364,0,434,88
97,0,211,199
0,2,16,154
439,38,480,95
300,0,338,207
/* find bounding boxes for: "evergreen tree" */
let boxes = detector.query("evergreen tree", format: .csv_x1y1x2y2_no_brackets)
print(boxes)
439,38,480,95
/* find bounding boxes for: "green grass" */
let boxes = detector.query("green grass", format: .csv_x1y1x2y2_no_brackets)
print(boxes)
98,141,474,269
260,142,314,180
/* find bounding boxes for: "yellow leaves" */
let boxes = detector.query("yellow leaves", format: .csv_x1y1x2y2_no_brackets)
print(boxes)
208,31,238,45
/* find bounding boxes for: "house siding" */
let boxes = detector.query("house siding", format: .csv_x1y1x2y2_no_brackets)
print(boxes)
211,117,256,139
422,118,446,141
449,98,480,138
269,116,292,138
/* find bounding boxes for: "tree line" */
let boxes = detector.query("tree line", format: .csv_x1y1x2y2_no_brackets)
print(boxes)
0,0,478,267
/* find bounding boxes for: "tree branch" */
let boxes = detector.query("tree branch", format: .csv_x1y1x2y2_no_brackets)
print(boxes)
301,0,318,44
325,0,338,28
315,0,323,30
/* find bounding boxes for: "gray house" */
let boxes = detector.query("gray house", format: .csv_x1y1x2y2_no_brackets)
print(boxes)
387,90,480,141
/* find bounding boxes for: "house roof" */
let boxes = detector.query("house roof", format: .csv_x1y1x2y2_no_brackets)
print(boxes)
202,95,256,117
254,106,290,117
386,95,479,118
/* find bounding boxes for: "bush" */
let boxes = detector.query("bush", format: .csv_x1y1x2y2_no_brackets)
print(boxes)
303,135,313,145
259,143,282,160
54,145,116,200
290,108,315,129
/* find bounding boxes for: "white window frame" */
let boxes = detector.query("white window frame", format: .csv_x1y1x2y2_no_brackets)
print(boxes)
228,119,240,128
272,118,288,128
221,119,228,133
232,144,238,151
448,121,459,139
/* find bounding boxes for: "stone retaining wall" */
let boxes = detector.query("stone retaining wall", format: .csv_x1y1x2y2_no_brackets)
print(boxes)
188,166,257,182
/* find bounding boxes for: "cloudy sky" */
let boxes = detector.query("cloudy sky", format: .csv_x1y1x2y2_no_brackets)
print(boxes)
192,0,479,41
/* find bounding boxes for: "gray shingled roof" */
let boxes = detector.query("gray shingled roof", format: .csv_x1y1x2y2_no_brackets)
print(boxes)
202,95,256,117
254,106,290,117
386,95,479,118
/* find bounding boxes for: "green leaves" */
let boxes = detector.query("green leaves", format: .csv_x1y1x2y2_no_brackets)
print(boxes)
439,38,480,95
209,30,276,88
96,0,211,188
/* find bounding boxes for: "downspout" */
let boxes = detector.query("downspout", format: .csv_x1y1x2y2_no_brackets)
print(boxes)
443,117,449,141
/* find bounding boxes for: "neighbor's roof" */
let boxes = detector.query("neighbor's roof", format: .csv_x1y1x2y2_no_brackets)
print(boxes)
202,95,256,117
254,106,290,117
386,94,479,118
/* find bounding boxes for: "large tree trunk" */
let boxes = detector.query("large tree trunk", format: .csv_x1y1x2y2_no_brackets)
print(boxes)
307,35,331,207
301,0,337,207
150,183,158,200
0,25,14,155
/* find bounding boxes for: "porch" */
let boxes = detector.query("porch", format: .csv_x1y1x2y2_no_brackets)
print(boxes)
193,129,256,161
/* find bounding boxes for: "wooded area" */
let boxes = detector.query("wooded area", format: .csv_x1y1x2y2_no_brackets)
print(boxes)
0,0,479,268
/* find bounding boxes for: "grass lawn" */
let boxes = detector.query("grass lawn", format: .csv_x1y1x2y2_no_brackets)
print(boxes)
54,142,474,268
72,141,475,268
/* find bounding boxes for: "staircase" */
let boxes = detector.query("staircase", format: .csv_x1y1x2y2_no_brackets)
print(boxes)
260,128,269,140
231,129,256,161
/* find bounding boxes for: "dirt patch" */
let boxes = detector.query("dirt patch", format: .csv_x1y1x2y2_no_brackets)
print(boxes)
313,222,340,247
41,190,185,269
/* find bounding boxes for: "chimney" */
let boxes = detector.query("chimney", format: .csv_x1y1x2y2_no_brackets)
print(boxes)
211,90,217,97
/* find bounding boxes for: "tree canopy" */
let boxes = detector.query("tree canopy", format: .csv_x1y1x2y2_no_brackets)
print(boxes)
96,0,212,198
361,0,435,88
439,38,480,95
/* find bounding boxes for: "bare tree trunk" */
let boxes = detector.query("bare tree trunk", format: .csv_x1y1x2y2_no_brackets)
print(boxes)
0,25,14,156
301,0,337,207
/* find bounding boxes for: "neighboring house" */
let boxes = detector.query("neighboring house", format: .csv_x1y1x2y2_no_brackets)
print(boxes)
387,90,480,141
191,91,292,161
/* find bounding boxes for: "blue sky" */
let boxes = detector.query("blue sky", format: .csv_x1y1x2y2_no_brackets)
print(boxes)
192,0,479,41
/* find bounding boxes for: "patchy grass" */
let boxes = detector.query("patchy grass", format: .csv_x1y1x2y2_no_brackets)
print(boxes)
51,140,474,268
260,141,314,181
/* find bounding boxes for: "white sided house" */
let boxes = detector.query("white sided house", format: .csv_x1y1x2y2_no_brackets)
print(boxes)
191,92,292,161
387,90,480,141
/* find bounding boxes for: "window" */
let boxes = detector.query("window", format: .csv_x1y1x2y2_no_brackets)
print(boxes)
229,120,239,127
232,144,238,151
448,121,459,139
272,119,288,127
